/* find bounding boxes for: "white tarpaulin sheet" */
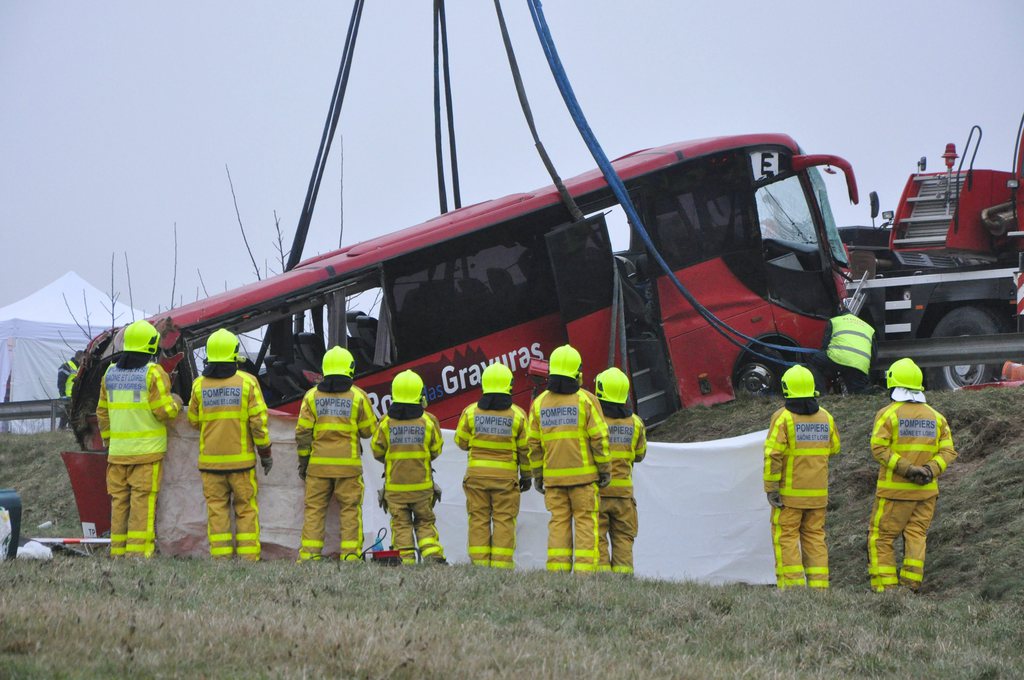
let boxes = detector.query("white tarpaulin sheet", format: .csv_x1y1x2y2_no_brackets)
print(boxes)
157,413,775,585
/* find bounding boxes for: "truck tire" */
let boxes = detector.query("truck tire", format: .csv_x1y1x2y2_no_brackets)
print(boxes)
925,306,1006,390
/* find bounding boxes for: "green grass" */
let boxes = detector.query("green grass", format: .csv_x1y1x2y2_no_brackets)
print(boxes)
2,388,1024,677
2,559,1023,679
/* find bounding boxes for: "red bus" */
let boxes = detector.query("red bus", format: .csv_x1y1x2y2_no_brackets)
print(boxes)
71,132,856,439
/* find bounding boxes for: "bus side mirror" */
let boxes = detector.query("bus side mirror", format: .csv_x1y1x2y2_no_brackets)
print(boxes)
869,191,880,220
791,154,859,205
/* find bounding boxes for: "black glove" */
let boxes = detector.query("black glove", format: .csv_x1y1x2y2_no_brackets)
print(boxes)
259,455,273,477
597,472,611,488
766,491,783,508
297,456,309,480
518,477,533,493
432,481,443,507
377,488,388,513
535,477,545,495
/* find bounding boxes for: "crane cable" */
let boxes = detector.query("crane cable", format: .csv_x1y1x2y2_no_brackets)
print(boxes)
286,0,366,272
524,0,815,366
493,0,626,367
433,0,462,213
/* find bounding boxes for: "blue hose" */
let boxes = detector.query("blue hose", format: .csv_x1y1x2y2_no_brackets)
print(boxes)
525,0,816,367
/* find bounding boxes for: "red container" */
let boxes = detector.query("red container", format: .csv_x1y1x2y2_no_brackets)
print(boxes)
61,451,110,538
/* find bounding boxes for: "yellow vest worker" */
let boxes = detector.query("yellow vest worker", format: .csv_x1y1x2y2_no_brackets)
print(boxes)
454,363,531,569
187,329,272,561
96,320,181,558
868,358,957,592
527,345,610,573
763,365,841,589
295,346,378,561
809,311,876,394
593,367,647,574
371,370,446,564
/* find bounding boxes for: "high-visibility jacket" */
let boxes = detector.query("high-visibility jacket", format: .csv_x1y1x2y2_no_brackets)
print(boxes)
371,412,443,493
454,403,530,482
96,363,180,464
295,385,377,478
826,314,875,374
527,389,610,487
187,372,270,471
59,360,79,397
870,401,957,500
763,406,840,509
600,413,647,498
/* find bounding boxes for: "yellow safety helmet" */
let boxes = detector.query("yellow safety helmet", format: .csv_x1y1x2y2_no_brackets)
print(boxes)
123,320,160,354
549,344,582,380
481,363,514,395
595,367,630,404
206,329,240,363
391,369,425,405
781,365,818,399
886,357,924,391
322,346,356,377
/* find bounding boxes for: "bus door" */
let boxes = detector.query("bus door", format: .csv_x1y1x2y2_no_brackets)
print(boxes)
543,215,616,386
751,151,837,347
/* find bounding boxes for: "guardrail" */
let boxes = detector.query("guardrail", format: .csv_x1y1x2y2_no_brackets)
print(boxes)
877,332,1024,368
0,399,65,431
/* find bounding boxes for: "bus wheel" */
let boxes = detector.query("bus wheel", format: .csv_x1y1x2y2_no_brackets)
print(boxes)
925,306,1005,390
734,350,783,396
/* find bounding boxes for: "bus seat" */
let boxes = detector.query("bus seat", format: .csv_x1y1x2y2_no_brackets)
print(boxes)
486,267,516,301
294,332,325,372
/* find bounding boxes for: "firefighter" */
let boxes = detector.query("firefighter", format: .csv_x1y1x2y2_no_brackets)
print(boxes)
96,320,181,558
371,369,446,564
593,367,646,574
57,350,86,429
868,357,957,592
58,350,85,398
528,344,610,573
454,363,531,569
808,304,877,395
295,346,378,561
187,328,272,561
763,364,841,589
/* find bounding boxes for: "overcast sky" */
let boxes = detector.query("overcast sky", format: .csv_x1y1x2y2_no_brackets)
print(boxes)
2,1,1022,316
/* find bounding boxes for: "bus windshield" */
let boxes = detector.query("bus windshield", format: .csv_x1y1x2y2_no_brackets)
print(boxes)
808,167,849,267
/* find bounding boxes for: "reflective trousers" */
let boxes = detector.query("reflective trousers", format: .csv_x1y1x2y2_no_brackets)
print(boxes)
598,496,638,574
770,506,829,589
300,475,364,561
544,483,599,573
107,461,162,558
385,490,445,564
201,469,260,561
464,477,520,569
868,495,936,592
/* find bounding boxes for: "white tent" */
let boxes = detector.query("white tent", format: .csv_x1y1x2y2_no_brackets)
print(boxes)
0,271,145,432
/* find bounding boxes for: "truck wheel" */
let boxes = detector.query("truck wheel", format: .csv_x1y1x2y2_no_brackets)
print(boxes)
925,307,1005,390
734,349,784,396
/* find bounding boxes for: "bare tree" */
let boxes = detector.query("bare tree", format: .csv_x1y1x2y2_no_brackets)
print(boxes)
62,292,93,340
197,268,210,298
170,222,178,310
225,164,262,281
124,251,136,322
271,210,290,275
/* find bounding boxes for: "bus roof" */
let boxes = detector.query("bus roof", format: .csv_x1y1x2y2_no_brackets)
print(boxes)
160,133,799,330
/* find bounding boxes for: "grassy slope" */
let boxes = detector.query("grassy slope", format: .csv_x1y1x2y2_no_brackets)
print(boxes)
2,559,1023,679
1,389,1023,678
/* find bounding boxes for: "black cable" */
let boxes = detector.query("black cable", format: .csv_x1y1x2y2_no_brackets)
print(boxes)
432,0,449,214
437,1,461,209
492,0,583,222
286,0,366,271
